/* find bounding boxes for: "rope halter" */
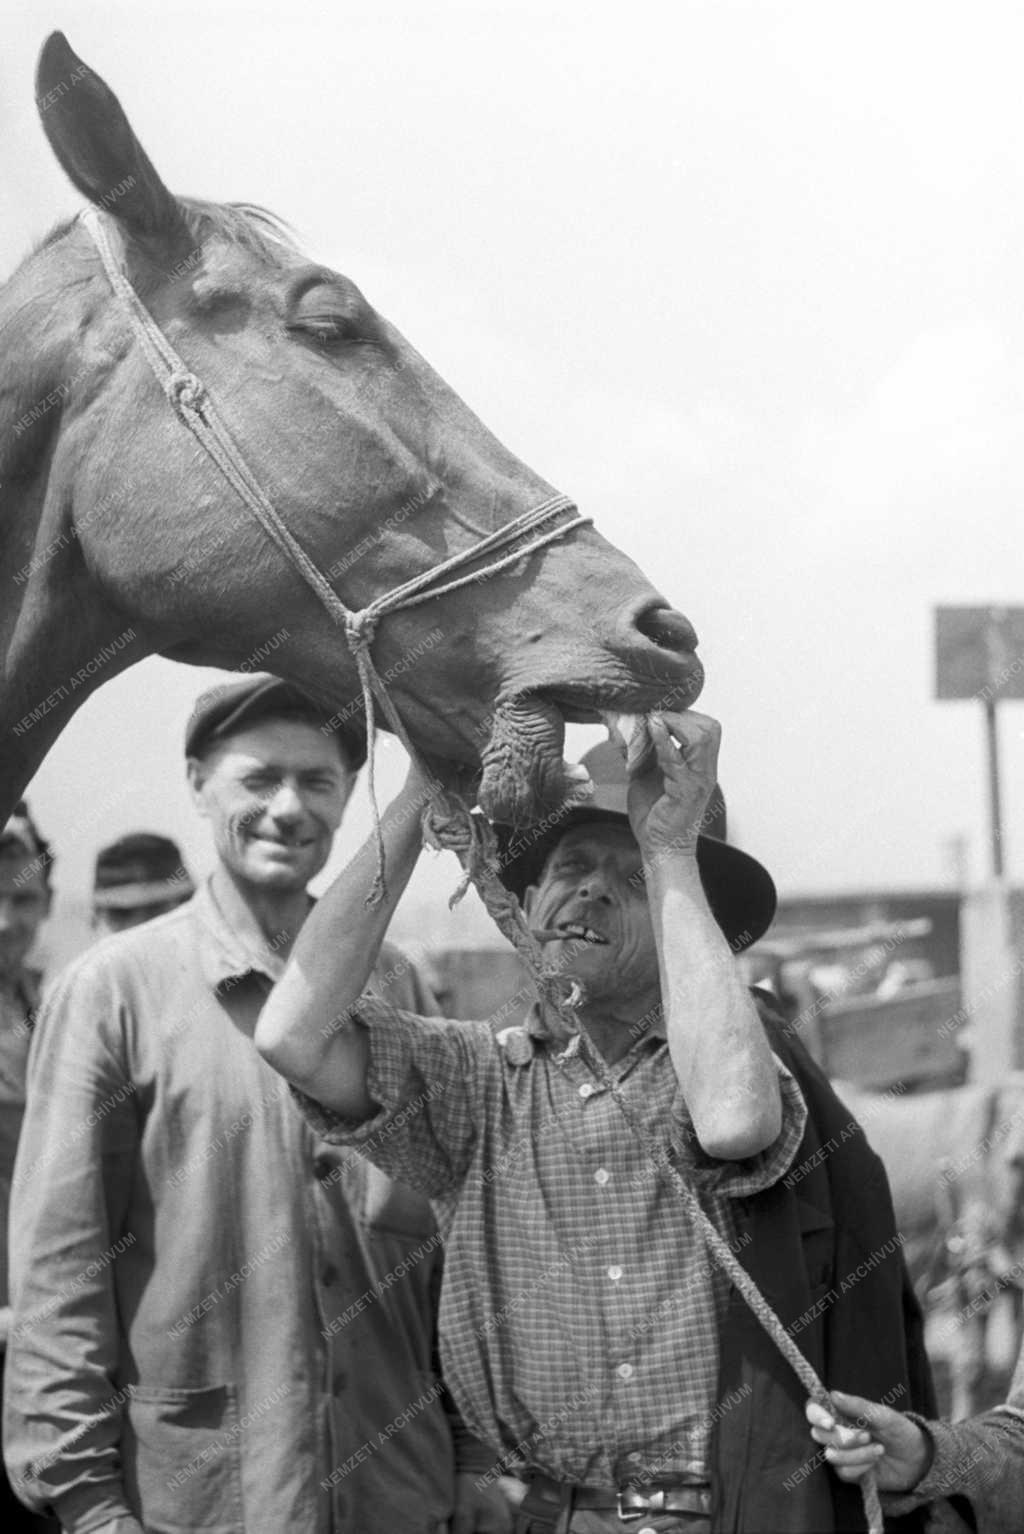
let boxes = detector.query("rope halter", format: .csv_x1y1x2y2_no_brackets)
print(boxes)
81,206,590,895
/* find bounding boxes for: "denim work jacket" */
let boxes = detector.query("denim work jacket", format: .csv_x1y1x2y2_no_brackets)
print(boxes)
3,883,456,1534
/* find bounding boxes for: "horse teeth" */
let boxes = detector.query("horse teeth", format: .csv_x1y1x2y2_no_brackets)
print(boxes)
561,762,594,799
600,710,649,764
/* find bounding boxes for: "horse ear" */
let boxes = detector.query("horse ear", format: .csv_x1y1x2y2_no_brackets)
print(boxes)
36,32,186,243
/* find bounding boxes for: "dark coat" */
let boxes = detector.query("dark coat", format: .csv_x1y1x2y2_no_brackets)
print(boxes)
710,994,937,1534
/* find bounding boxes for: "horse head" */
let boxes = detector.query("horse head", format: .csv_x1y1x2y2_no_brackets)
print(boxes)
1,33,703,824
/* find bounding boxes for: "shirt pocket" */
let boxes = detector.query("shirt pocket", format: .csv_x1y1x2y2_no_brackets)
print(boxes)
123,1383,243,1533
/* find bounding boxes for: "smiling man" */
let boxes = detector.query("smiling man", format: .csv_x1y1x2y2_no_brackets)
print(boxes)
3,676,506,1534
256,714,936,1533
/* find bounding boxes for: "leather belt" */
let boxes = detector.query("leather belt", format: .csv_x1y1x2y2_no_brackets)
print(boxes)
524,1470,713,1522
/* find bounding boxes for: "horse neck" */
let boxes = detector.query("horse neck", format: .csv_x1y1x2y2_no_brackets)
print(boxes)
0,234,149,815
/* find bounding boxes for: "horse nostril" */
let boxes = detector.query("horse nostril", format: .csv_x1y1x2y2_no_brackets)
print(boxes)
634,604,699,654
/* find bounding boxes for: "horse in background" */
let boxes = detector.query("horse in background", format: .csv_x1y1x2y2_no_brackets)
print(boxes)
837,1078,1024,1418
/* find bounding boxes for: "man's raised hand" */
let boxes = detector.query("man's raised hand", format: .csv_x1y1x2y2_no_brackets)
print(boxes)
626,711,721,861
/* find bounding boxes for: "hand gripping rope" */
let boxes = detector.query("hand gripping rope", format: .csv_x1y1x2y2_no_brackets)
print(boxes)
82,206,883,1532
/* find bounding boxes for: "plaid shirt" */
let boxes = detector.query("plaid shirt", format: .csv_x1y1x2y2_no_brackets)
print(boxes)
296,997,806,1488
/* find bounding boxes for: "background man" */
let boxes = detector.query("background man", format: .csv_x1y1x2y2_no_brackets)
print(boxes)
806,1361,1023,1531
90,832,194,934
257,715,935,1533
0,804,57,1534
4,675,506,1534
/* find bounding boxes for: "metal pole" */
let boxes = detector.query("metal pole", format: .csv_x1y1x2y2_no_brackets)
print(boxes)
983,696,1005,877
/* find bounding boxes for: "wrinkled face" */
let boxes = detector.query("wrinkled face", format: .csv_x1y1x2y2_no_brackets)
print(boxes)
0,856,50,982
526,822,658,1004
188,718,355,893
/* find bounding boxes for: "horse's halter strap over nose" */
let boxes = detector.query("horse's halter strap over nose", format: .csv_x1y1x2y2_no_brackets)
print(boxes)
80,206,590,884
79,209,886,1534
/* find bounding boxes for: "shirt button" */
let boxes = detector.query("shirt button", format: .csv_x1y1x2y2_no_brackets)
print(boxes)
617,1362,634,1381
627,1451,643,1463
637,1526,657,1534
607,1265,623,1282
594,1167,610,1186
578,1083,594,1099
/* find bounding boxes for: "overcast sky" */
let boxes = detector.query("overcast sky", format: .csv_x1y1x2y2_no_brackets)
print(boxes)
5,0,1024,949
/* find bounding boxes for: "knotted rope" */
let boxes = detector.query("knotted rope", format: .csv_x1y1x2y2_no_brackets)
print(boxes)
425,804,885,1534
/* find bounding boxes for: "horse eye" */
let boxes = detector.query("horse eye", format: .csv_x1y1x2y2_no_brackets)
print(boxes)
289,312,364,349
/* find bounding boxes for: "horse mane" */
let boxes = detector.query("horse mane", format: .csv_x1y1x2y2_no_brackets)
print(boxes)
178,199,299,258
29,197,299,266
0,199,301,499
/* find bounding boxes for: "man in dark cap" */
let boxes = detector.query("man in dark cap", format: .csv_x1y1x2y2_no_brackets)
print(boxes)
5,677,506,1534
257,711,937,1534
91,832,194,935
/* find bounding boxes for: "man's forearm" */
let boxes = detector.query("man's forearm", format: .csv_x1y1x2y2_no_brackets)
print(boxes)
256,777,429,1086
886,1409,1024,1530
646,851,781,1158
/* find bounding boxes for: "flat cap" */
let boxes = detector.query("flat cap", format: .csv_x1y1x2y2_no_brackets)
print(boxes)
184,674,367,770
93,832,194,911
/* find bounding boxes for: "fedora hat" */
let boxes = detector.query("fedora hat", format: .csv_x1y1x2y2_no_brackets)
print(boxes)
495,740,776,953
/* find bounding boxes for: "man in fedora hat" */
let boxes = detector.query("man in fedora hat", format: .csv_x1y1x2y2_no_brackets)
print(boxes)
5,676,508,1534
91,832,195,935
257,710,935,1533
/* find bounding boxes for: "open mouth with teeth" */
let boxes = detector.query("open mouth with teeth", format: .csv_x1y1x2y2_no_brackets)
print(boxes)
555,922,609,946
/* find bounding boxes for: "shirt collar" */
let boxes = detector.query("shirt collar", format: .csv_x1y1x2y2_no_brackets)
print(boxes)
523,997,667,1050
191,876,292,993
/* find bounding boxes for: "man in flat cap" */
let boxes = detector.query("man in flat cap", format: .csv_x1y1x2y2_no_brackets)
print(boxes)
5,677,507,1534
257,713,937,1534
91,832,194,935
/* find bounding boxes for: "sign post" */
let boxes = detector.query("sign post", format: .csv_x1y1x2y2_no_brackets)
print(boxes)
936,606,1024,1081
935,605,1024,877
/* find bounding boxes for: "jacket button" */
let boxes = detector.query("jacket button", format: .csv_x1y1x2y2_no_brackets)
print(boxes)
313,1155,334,1181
